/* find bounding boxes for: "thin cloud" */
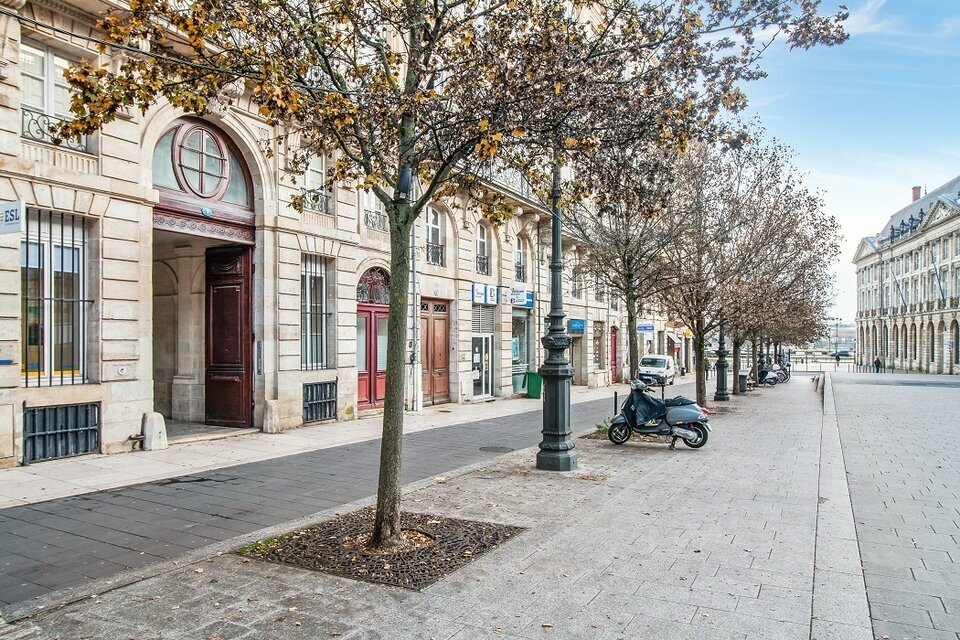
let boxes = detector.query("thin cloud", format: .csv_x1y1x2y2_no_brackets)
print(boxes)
938,16,960,37
845,0,901,35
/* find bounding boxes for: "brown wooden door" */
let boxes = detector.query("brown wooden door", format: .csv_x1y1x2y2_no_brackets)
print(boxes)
611,327,619,383
420,300,450,406
205,246,252,427
357,304,388,408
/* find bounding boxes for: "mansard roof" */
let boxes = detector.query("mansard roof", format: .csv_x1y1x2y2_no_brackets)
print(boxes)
878,174,960,235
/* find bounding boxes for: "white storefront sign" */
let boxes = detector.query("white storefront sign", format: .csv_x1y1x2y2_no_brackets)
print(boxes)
0,201,23,235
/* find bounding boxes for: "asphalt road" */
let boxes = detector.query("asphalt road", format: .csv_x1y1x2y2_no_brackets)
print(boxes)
0,385,692,608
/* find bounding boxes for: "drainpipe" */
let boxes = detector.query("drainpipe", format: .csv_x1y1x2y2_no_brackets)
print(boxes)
410,222,422,412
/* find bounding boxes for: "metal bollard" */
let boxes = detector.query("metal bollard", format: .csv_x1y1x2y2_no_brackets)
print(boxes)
613,391,618,415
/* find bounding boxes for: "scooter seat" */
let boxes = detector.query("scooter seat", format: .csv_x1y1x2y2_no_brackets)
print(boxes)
664,396,695,407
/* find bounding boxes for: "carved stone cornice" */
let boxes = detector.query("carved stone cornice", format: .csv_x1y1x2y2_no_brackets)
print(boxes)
26,0,99,26
0,0,27,11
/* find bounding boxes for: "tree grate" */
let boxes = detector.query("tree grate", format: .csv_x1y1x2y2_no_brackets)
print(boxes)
237,507,525,591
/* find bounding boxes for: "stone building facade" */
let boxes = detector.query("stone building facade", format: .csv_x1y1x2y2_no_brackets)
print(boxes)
0,0,688,466
853,177,960,374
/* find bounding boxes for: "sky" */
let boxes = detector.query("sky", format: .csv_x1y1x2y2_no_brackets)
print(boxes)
739,0,960,323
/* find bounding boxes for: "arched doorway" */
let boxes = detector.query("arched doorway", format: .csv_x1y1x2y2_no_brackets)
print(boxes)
610,326,620,383
357,268,390,409
151,118,256,428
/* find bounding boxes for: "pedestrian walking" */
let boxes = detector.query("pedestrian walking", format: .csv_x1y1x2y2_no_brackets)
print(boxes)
873,357,882,373
703,357,711,379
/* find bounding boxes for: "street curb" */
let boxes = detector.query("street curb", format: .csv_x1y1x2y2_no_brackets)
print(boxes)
809,373,874,640
2,426,595,626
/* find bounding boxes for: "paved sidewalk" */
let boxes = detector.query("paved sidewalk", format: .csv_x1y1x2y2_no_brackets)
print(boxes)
832,373,960,640
0,380,659,509
0,384,662,608
0,375,871,639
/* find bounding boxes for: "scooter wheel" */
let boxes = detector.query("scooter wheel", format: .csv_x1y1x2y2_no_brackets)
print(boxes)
608,423,631,445
682,424,708,449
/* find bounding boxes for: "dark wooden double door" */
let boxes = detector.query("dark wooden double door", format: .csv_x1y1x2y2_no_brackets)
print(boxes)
205,246,253,427
420,299,450,406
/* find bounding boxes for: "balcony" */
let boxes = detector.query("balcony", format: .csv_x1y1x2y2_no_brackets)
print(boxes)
304,191,333,214
476,254,490,275
426,242,444,266
364,208,388,232
515,264,525,283
21,107,90,153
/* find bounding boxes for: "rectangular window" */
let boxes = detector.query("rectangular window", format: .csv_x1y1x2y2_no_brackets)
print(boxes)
592,322,604,367
301,255,333,370
425,207,445,266
303,155,334,214
21,210,90,386
19,40,88,153
915,252,920,270
362,189,387,232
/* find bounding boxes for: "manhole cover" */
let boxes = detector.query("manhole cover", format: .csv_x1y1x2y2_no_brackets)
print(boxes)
479,446,514,453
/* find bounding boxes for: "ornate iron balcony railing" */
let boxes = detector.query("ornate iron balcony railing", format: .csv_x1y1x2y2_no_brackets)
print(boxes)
364,208,388,232
21,107,89,153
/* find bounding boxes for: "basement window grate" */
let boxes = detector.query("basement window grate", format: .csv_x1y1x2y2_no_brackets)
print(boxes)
23,401,100,464
304,380,337,423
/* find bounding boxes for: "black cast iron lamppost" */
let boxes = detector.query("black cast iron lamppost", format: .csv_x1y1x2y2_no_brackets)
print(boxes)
537,161,578,471
713,322,729,402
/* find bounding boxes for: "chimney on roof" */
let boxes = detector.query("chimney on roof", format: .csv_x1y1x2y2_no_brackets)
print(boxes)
912,185,922,202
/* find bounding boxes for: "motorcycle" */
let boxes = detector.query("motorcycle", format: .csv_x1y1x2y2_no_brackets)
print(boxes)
608,379,711,449
757,362,789,385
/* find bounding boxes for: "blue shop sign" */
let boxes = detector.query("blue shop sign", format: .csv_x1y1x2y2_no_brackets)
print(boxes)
568,318,586,334
636,323,655,332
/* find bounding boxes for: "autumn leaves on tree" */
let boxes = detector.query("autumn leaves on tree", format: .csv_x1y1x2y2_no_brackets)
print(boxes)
60,0,847,547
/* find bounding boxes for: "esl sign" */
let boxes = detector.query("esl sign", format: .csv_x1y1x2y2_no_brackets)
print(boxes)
0,201,24,235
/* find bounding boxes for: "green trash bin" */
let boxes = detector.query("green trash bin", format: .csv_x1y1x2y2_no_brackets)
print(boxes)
525,372,543,399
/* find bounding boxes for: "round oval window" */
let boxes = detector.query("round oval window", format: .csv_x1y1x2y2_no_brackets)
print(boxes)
178,127,227,198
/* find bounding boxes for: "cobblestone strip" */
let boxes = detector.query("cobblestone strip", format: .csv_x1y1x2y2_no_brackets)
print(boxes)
811,374,872,640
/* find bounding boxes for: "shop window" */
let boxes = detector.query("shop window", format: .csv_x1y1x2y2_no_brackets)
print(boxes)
425,206,445,266
301,255,333,370
21,210,91,386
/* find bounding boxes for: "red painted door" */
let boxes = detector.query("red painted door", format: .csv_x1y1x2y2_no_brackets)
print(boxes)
205,246,252,427
611,327,620,383
357,304,388,408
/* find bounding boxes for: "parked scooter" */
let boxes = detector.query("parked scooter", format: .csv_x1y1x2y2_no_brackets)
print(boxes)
608,379,710,449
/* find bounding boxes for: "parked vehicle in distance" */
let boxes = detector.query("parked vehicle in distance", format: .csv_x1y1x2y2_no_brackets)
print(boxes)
827,350,851,358
636,355,676,386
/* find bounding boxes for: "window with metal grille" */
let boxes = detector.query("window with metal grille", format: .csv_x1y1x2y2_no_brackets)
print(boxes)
472,305,496,334
19,40,90,153
303,154,334,214
301,255,333,370
425,206,445,266
303,380,337,423
23,402,100,463
21,210,91,387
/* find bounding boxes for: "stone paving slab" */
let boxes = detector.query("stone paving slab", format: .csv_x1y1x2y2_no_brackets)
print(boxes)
0,393,635,609
0,377,852,639
833,372,960,640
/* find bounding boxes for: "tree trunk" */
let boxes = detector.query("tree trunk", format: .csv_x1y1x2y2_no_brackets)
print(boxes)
693,314,706,407
732,337,742,394
751,334,759,380
369,207,413,549
625,291,639,380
